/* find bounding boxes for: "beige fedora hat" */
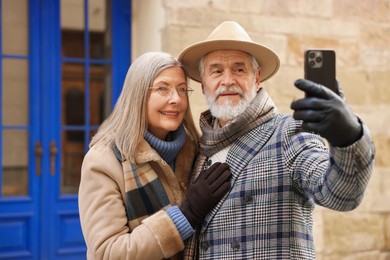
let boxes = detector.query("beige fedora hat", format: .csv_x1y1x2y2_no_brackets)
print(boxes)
178,21,280,83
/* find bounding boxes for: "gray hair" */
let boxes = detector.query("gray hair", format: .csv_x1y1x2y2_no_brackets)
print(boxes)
90,51,199,162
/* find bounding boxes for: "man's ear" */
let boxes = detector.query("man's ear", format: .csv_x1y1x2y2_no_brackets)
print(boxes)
255,68,262,91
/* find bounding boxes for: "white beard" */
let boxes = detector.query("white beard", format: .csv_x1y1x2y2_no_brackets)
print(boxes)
205,84,257,122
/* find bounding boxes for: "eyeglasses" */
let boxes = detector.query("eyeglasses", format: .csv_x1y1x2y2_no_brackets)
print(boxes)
149,86,194,97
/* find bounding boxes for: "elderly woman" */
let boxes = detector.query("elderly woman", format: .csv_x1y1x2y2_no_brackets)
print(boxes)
78,52,231,259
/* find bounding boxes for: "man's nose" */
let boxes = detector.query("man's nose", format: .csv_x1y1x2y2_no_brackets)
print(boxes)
221,70,235,86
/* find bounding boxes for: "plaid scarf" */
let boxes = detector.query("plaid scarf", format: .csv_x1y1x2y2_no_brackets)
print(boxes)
113,126,188,229
199,88,277,157
192,88,277,179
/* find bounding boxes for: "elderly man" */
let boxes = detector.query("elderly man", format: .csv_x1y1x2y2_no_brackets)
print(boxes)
178,21,375,259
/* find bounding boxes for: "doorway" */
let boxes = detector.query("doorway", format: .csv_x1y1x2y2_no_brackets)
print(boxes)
0,0,130,259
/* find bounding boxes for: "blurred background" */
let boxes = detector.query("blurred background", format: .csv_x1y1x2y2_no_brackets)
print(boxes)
0,0,389,259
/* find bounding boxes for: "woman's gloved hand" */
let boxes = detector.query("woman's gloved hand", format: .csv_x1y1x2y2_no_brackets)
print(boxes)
180,162,231,228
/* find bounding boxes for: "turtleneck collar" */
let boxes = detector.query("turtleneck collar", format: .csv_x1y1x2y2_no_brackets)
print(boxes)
144,124,186,170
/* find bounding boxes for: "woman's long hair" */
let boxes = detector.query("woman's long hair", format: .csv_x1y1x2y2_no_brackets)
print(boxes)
90,51,200,162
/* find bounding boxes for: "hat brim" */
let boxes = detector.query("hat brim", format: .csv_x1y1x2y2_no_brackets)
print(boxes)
178,40,280,83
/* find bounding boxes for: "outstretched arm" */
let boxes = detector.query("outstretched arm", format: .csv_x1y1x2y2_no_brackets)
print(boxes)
289,79,375,210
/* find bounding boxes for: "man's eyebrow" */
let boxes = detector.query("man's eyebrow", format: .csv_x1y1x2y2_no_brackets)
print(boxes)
208,62,247,68
208,63,222,69
232,62,247,67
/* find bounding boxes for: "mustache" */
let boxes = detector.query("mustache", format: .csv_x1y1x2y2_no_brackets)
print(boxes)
215,86,244,97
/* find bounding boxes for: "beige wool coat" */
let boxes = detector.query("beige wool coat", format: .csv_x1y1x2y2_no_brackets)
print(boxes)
78,135,197,260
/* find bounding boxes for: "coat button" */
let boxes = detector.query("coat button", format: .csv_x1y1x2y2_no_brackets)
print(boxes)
206,159,212,166
243,195,253,204
200,241,209,251
231,241,240,251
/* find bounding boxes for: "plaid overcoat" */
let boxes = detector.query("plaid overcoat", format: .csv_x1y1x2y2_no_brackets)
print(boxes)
184,114,374,259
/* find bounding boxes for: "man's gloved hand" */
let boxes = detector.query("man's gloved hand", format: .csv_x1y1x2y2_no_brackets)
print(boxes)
180,162,231,228
290,79,363,147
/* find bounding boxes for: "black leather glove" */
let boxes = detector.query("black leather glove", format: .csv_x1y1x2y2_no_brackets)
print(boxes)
290,79,363,147
180,162,231,228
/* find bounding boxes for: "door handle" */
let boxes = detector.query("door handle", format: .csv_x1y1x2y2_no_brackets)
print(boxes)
34,141,43,176
50,140,58,175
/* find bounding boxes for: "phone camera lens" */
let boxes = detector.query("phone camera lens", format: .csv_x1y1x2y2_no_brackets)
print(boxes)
309,52,316,59
316,56,322,62
309,60,316,67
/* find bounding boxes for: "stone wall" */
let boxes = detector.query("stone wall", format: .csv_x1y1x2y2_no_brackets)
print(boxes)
148,0,390,259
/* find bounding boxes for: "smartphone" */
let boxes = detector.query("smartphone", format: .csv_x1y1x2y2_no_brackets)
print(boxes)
304,49,338,94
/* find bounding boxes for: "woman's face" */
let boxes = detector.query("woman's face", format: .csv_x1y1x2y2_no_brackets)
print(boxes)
147,66,188,140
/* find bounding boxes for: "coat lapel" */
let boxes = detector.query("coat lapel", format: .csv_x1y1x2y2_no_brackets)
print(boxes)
200,115,281,233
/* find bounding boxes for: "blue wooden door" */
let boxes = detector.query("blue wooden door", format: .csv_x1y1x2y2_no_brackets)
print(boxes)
0,0,130,259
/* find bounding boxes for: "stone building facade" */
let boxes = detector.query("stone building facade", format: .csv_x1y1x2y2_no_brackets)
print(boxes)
132,1,390,259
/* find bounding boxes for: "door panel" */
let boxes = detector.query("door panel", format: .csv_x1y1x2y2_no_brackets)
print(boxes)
42,0,114,258
0,0,39,258
0,0,130,259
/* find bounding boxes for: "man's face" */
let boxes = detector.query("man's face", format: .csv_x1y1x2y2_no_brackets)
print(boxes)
201,50,261,126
